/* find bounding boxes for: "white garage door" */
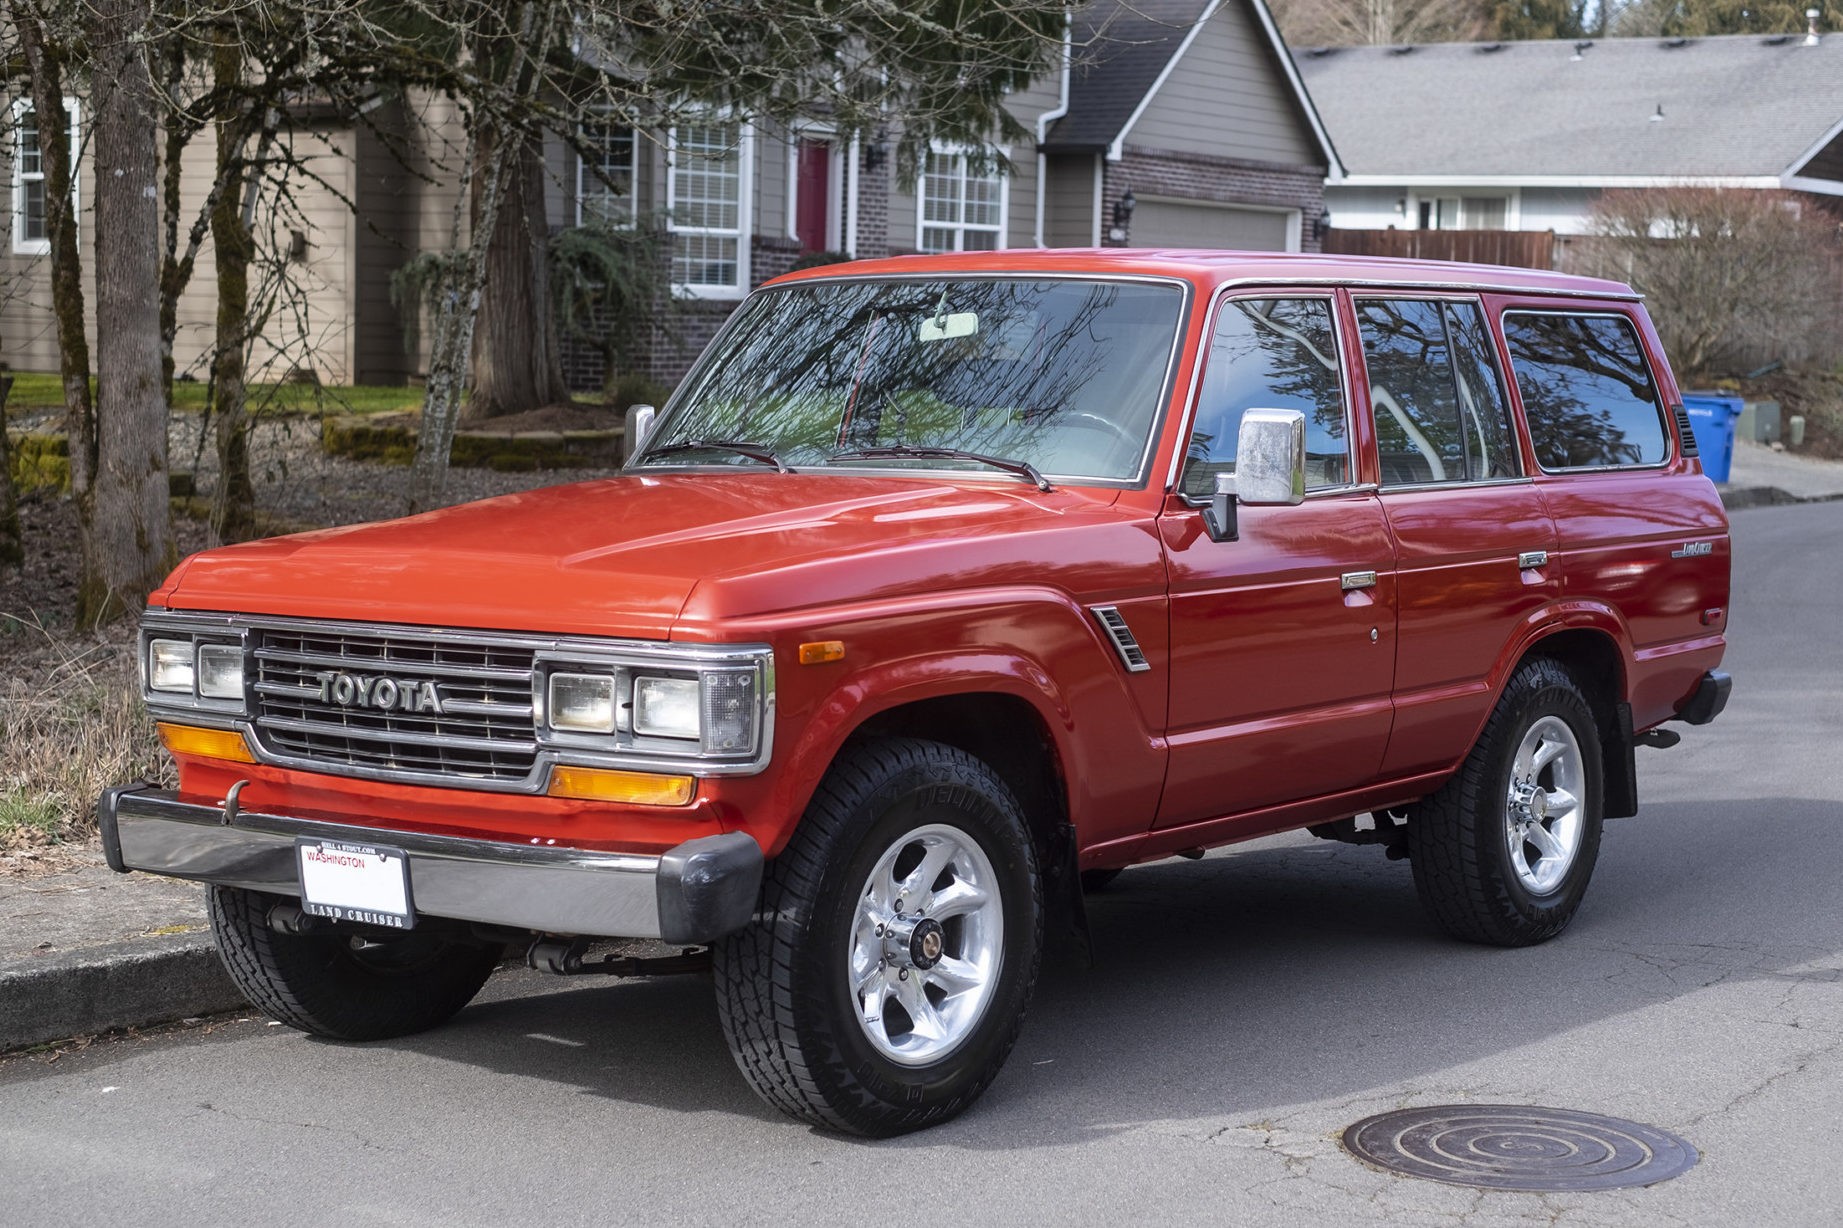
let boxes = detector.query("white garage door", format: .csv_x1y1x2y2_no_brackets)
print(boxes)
1132,200,1294,251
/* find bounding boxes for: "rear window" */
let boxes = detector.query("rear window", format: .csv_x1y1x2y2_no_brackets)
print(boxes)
1502,313,1668,470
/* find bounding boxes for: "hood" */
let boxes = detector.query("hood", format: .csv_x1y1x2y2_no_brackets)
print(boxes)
159,473,1136,639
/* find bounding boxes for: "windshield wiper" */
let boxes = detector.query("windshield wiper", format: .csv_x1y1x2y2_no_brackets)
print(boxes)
640,438,791,473
829,445,1052,492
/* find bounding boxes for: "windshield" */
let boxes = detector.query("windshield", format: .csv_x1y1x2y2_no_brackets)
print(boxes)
640,277,1187,484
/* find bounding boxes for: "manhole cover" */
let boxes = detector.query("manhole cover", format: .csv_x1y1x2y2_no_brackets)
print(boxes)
1341,1105,1698,1192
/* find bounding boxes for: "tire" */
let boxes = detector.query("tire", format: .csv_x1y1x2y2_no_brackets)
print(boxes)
207,886,501,1041
713,737,1043,1137
1079,868,1123,893
1409,657,1605,947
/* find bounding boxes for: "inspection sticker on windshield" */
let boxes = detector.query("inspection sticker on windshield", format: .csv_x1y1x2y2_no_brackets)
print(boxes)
295,839,415,928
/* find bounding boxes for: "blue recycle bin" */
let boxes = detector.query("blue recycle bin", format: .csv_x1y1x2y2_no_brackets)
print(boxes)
1681,394,1743,484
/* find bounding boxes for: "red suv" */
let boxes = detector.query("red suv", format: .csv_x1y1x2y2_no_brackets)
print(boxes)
104,250,1731,1136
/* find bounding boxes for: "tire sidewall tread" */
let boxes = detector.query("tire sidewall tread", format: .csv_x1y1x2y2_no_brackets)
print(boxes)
1410,657,1605,948
713,737,1043,1137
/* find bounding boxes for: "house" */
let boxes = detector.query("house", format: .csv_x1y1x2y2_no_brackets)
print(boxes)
3,0,1340,391
1296,33,1843,235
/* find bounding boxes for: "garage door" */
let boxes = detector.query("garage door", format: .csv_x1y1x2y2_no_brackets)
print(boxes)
1132,200,1293,251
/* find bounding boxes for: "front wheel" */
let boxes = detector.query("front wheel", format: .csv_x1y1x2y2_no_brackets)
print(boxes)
713,738,1043,1136
208,886,501,1040
1409,657,1605,947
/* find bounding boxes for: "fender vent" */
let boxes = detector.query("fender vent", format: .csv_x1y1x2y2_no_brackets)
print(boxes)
1673,405,1699,457
1090,606,1151,673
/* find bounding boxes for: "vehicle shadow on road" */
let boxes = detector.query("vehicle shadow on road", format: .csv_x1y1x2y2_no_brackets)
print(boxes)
377,794,1843,1145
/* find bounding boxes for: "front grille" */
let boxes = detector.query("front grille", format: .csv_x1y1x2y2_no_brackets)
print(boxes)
252,625,539,784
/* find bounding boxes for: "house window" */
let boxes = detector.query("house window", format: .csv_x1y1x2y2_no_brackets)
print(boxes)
1418,195,1509,231
577,116,637,227
668,119,751,296
11,97,79,255
919,149,1005,252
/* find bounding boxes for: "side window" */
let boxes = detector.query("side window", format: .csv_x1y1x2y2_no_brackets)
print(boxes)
1181,297,1348,499
1502,313,1668,470
1357,298,1521,486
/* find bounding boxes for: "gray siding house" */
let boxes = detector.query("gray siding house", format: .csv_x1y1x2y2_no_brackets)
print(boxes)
3,0,1340,390
1297,34,1843,235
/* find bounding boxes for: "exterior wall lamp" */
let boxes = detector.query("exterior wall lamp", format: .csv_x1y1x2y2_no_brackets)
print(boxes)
1108,188,1136,242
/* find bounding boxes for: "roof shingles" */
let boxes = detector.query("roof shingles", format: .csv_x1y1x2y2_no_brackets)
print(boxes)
1296,36,1843,179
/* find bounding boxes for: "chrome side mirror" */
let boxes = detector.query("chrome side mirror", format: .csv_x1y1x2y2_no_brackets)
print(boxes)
1201,407,1307,543
623,403,657,463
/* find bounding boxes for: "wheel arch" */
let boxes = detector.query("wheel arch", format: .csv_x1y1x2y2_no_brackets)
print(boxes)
1514,623,1638,820
847,692,1071,874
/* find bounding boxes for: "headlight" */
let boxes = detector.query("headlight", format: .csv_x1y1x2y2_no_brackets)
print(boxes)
633,675,701,741
196,643,245,699
533,644,770,773
140,617,249,715
549,673,616,734
148,639,196,693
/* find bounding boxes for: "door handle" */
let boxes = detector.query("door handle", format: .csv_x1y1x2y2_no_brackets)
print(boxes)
1518,550,1549,569
1340,570,1377,591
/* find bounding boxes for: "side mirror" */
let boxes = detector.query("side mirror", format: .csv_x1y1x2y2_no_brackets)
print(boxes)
1201,407,1307,543
623,403,657,463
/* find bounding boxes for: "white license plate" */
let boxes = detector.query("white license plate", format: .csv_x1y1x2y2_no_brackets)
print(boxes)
295,839,415,929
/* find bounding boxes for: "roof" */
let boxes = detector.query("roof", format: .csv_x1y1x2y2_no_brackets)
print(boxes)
1045,0,1341,172
1048,0,1213,150
770,247,1639,300
1297,35,1843,188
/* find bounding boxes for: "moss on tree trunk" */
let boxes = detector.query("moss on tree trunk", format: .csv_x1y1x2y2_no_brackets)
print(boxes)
78,0,175,627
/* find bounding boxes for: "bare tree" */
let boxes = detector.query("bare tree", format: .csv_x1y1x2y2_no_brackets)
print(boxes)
81,0,174,625
404,0,1069,504
9,0,173,627
1271,0,1492,46
1581,187,1843,381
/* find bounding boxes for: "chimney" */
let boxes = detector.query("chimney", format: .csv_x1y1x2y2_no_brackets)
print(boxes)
1807,8,1822,46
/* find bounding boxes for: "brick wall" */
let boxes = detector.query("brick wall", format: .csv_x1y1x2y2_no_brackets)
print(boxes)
561,153,902,392
1104,147,1328,252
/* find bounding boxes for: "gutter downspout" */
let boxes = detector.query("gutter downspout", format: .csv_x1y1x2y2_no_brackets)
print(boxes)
1033,11,1073,248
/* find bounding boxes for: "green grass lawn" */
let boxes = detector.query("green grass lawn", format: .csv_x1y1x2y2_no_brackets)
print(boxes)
3,371,423,417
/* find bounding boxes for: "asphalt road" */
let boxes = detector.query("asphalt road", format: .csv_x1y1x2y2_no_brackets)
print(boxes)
6,501,1841,1227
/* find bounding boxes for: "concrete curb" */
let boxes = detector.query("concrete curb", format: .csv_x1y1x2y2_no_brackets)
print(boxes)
0,933,246,1053
1720,485,1843,510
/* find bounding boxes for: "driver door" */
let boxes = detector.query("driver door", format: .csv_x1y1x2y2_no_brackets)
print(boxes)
1156,293,1398,831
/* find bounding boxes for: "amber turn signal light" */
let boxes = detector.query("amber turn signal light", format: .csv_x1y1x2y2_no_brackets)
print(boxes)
798,640,845,665
156,722,256,764
547,766,696,806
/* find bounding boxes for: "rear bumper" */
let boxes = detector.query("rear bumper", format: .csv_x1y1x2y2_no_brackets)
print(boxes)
1675,669,1732,726
98,783,762,945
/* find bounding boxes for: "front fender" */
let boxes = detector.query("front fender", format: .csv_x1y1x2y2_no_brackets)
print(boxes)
697,589,1169,859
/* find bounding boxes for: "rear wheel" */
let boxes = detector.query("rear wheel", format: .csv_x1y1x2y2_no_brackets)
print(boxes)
208,886,501,1040
1409,658,1605,947
713,738,1042,1136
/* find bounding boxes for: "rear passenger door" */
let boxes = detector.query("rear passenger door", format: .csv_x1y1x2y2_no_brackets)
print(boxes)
1500,306,1730,729
1354,296,1562,779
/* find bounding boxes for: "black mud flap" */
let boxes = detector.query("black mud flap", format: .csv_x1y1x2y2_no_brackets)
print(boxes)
1603,703,1638,820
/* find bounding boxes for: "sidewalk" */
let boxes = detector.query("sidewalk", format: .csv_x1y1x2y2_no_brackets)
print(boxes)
0,854,244,1051
1721,438,1843,507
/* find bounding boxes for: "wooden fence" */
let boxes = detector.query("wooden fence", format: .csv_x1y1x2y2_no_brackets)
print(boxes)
1322,228,1555,270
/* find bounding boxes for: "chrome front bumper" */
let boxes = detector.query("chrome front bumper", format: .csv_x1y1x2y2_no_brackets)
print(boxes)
98,784,763,945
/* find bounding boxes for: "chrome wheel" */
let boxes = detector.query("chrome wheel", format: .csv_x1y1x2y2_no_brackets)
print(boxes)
848,822,1004,1067
1505,715,1586,895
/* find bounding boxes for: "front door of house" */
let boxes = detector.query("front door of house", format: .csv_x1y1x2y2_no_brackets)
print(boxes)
796,140,832,254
